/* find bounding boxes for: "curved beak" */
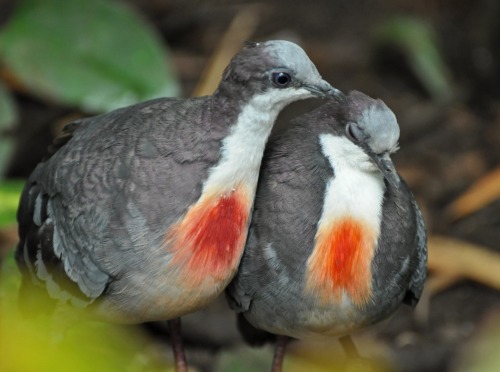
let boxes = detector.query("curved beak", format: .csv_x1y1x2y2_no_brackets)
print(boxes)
303,80,345,101
370,152,400,189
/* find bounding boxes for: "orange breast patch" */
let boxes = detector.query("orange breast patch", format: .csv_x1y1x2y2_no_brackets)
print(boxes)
166,187,250,287
305,217,376,306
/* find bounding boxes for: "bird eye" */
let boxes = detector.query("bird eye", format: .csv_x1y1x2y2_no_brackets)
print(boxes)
346,123,361,142
272,72,292,87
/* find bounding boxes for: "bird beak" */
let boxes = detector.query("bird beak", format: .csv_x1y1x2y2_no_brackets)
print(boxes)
303,80,345,101
371,152,400,189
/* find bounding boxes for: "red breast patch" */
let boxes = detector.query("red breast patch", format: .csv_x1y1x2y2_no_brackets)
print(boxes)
305,217,376,306
166,187,250,287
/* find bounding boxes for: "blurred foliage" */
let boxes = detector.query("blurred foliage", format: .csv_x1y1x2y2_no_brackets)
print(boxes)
0,0,180,179
0,251,171,372
455,312,500,372
0,0,179,113
218,346,274,372
0,82,17,177
374,16,454,103
282,341,388,372
0,179,23,227
217,340,388,372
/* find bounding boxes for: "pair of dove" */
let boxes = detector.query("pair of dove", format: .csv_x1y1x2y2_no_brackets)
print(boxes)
15,40,426,372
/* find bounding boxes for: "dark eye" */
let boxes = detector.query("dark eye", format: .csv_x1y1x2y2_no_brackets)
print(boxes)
272,72,291,87
346,123,361,142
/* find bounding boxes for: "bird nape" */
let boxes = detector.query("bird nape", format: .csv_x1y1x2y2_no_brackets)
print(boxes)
227,90,427,372
14,40,342,372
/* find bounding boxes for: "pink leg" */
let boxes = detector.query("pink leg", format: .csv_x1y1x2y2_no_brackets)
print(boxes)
271,335,289,372
168,318,187,372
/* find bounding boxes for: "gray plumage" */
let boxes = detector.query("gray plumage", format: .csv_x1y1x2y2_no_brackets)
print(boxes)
15,40,341,322
227,90,427,341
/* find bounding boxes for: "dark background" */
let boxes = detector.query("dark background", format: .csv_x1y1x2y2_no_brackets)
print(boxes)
1,1,499,371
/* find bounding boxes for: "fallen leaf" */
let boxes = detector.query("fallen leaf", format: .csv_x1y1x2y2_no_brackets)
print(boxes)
447,166,500,220
192,5,262,97
428,236,500,290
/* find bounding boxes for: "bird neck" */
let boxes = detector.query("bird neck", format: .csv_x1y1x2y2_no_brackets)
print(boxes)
202,91,286,199
164,91,287,290
305,134,386,307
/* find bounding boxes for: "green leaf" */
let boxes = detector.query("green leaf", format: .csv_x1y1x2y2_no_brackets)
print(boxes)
0,82,18,178
374,16,454,103
0,0,179,113
0,179,24,227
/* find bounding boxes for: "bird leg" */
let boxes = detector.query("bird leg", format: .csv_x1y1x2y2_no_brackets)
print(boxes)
168,318,187,372
339,335,360,358
271,335,290,372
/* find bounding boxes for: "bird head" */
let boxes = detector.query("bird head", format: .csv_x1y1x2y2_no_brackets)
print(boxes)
341,91,401,188
218,40,344,107
314,90,401,188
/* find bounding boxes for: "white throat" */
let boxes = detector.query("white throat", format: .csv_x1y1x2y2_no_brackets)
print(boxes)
318,134,386,230
203,88,311,197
